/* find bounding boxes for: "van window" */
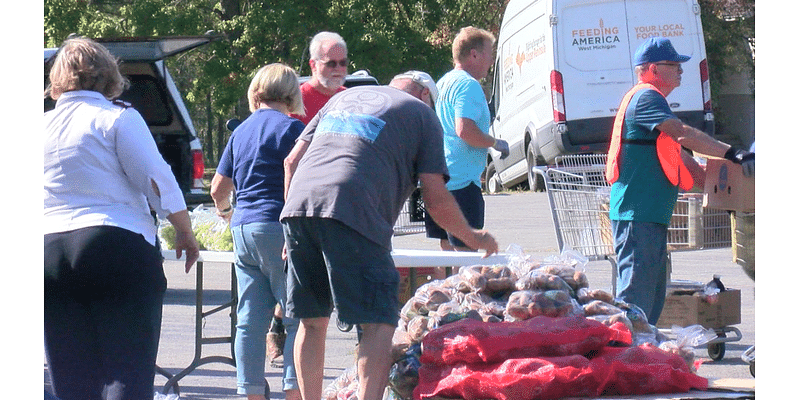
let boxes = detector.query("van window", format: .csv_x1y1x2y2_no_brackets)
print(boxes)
560,1,631,71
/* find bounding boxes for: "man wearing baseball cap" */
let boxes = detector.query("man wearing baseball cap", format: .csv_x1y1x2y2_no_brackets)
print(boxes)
605,37,754,325
391,70,438,108
280,70,499,400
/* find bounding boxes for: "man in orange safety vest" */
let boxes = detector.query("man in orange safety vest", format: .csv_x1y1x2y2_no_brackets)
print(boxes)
604,37,754,325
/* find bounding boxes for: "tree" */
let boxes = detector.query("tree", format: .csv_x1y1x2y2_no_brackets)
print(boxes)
44,0,505,166
698,0,755,140
44,0,754,165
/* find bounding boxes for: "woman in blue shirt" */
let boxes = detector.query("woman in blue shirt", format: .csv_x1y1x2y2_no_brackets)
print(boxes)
211,63,305,400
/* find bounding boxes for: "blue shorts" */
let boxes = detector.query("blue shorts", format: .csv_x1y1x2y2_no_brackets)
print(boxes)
424,182,484,248
281,217,400,327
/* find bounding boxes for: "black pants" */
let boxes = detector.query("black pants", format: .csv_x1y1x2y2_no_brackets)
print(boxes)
44,225,167,400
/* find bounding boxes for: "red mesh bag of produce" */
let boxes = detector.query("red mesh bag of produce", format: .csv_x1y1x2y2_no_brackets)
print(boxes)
414,344,708,400
419,315,630,366
414,355,604,400
592,344,709,396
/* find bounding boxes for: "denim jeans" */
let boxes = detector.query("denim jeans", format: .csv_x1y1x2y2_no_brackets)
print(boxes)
612,219,669,325
231,222,298,394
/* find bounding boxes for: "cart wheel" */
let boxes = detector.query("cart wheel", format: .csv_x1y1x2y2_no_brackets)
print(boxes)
337,318,353,332
707,342,726,361
749,361,755,377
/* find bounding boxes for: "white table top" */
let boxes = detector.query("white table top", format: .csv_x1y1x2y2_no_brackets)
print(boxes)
161,248,509,268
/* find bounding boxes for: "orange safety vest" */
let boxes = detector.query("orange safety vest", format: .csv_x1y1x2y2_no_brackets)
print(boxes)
605,83,694,191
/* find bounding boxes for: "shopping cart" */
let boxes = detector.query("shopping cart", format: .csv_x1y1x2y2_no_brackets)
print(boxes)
393,187,426,236
533,154,740,360
532,154,616,278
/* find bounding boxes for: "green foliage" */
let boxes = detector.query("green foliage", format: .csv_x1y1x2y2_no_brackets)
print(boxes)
44,0,754,166
697,0,755,134
698,0,754,91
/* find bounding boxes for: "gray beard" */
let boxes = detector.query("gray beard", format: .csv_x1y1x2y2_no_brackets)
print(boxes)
318,75,345,90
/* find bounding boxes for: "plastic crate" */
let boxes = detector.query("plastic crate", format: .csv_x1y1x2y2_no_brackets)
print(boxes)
667,194,732,251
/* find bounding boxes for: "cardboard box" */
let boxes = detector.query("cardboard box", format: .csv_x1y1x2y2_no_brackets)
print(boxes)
657,289,741,329
398,267,436,305
703,158,755,212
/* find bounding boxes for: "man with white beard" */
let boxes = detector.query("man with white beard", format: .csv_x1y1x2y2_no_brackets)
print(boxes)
290,31,349,125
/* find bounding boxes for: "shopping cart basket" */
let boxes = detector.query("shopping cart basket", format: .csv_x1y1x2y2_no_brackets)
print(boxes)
534,154,733,290
532,154,617,287
393,187,426,236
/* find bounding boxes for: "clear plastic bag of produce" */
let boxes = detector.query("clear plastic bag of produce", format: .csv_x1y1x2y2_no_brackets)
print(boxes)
504,243,542,277
387,343,422,400
504,289,582,321
322,366,359,400
158,204,233,251
456,264,517,295
542,245,590,270
515,269,574,294
658,324,718,372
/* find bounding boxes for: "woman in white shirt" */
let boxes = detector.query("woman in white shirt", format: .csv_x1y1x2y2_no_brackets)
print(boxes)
44,36,199,400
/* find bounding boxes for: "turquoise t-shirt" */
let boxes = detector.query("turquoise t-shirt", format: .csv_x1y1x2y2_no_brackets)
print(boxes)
436,69,491,191
609,88,679,226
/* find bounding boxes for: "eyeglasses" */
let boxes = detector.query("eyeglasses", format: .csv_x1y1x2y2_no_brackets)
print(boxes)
319,58,348,68
655,62,682,71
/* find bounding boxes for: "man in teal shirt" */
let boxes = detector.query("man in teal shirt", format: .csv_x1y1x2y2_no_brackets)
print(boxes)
425,26,510,251
609,37,754,324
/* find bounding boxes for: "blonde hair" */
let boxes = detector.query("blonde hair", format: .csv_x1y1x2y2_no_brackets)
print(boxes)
452,26,496,63
247,63,305,115
46,36,128,100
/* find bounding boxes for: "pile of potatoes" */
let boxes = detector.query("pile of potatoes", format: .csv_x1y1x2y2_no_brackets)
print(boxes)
394,258,660,347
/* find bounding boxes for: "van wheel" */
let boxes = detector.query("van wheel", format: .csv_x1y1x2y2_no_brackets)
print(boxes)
483,162,503,194
526,146,545,192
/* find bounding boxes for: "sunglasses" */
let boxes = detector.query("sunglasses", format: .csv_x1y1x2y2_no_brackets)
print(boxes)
319,58,349,68
655,62,682,71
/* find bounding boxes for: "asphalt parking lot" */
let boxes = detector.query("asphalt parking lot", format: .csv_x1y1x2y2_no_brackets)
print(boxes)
44,191,758,399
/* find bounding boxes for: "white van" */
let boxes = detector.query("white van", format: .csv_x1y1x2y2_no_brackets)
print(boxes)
485,0,714,192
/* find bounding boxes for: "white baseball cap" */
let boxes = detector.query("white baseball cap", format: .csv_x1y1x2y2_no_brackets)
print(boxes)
393,70,438,105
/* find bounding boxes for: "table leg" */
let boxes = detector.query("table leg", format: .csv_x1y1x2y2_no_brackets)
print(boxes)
160,261,238,394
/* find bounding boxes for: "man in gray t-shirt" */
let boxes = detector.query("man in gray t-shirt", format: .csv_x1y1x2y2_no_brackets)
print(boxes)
280,71,499,400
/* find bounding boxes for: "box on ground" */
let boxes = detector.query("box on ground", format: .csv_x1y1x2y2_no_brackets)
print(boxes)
703,158,754,212
657,289,741,329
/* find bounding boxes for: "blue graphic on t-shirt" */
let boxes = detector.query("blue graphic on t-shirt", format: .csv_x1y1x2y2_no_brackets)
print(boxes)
317,110,385,142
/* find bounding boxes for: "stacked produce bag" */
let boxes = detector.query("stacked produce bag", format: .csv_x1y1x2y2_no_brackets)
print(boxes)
325,246,716,400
